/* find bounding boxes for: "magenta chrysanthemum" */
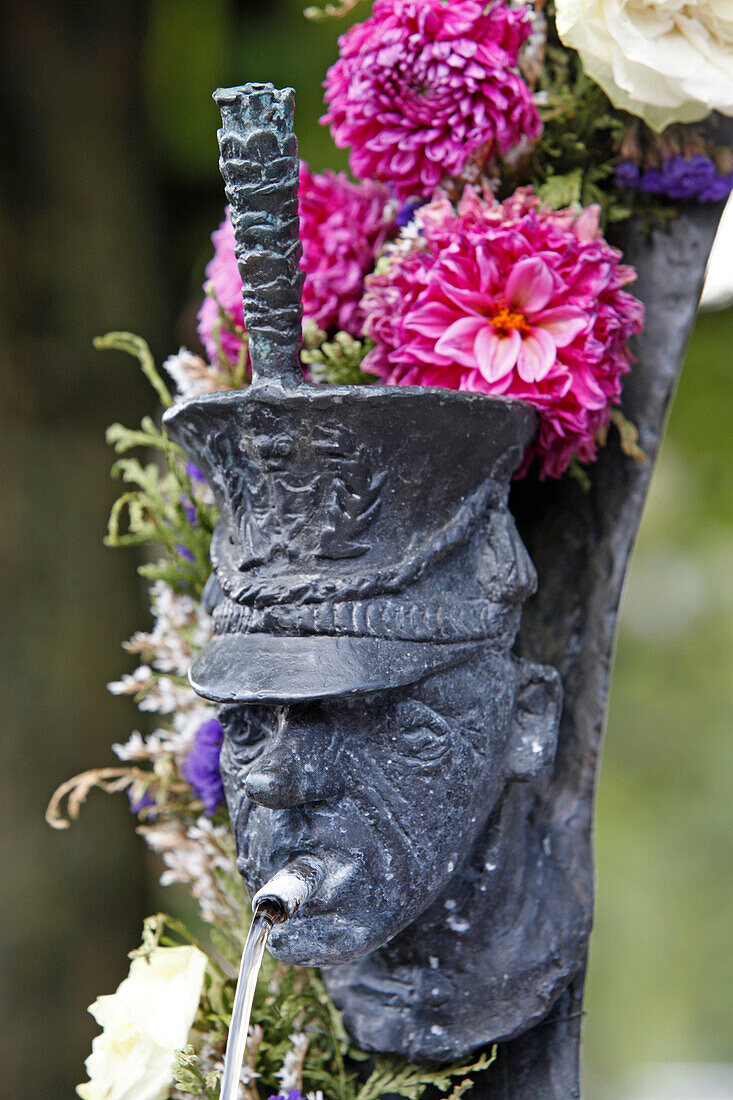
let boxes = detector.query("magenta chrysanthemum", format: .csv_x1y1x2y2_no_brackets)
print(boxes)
197,212,245,366
299,163,397,334
322,0,541,201
197,164,396,364
362,188,645,478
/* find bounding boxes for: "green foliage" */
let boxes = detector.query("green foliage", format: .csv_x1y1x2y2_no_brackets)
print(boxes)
566,455,592,492
609,408,647,464
302,324,376,385
493,3,625,225
201,285,251,387
537,167,584,210
303,0,369,22
95,331,173,408
174,1047,221,1099
97,333,218,598
165,896,498,1100
355,1049,497,1100
514,55,630,227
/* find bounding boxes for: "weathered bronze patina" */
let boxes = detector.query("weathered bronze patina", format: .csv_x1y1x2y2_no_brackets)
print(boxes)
164,85,726,1097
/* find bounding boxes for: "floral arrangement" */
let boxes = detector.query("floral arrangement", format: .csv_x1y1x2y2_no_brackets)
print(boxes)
48,1,732,1098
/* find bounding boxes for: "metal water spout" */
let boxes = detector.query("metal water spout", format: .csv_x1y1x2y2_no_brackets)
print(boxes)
219,857,325,1100
252,855,326,919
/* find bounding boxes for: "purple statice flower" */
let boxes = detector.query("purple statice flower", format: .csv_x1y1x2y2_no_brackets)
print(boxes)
180,497,198,526
396,196,424,228
185,462,207,485
182,717,225,815
176,544,195,562
181,464,207,526
128,786,156,815
638,168,666,195
618,155,733,204
646,155,714,200
698,171,733,203
269,1093,304,1100
614,161,641,189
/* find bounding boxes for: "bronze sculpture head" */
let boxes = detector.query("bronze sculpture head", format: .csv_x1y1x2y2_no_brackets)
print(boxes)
163,82,588,1063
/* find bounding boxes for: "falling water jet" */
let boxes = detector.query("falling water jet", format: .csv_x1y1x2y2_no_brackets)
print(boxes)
219,857,325,1100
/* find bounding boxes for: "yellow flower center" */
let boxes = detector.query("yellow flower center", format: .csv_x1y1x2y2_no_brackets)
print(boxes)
490,306,529,337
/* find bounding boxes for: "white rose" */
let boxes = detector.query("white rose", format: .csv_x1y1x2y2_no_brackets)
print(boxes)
76,945,208,1100
555,0,733,130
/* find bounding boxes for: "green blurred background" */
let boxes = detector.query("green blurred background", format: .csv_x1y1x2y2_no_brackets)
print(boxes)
1,1,730,1096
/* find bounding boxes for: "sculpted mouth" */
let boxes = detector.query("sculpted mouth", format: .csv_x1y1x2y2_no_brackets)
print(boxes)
238,841,360,916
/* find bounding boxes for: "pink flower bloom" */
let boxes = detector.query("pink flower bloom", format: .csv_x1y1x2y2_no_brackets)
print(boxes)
299,163,397,335
322,0,541,201
197,213,244,366
197,165,396,365
362,187,645,478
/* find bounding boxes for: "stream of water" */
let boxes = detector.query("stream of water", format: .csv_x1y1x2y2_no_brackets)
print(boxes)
219,859,324,1100
218,902,282,1100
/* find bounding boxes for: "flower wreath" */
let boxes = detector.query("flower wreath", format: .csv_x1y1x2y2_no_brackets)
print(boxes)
48,2,732,1098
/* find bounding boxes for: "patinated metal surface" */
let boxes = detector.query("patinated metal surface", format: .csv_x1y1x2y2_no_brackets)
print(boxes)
164,84,725,1095
486,206,724,1098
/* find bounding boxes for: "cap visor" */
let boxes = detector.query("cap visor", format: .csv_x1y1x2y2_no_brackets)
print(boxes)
189,633,475,703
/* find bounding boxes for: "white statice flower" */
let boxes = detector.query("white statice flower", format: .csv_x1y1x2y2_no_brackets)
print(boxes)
518,1,547,86
107,665,153,696
197,1026,262,1093
125,581,213,678
275,1032,310,1092
190,471,216,508
137,675,200,715
171,702,217,748
150,581,212,644
111,582,215,766
113,728,173,764
125,628,191,679
396,220,424,247
157,701,218,759
77,945,207,1100
112,701,216,764
555,0,733,131
114,582,213,716
142,817,237,923
112,730,152,762
164,347,232,400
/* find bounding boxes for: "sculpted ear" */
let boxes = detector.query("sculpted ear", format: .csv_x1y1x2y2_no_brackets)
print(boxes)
506,659,563,781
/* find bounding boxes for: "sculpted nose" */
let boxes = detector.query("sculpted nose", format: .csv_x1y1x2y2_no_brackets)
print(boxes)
245,752,300,809
245,743,342,809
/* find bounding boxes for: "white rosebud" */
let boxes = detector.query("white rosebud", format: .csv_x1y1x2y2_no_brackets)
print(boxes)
555,0,733,131
76,945,207,1100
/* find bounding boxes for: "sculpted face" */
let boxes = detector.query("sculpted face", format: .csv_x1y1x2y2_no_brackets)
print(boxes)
219,649,559,966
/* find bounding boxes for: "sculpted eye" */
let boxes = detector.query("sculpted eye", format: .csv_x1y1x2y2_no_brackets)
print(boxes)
219,705,276,750
400,724,450,762
392,701,452,764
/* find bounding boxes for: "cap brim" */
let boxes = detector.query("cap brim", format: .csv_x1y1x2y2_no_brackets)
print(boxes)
189,634,476,704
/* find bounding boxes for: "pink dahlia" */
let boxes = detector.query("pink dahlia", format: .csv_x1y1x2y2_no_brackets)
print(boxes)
322,0,541,202
362,188,645,478
197,211,245,366
197,164,396,364
299,163,397,335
